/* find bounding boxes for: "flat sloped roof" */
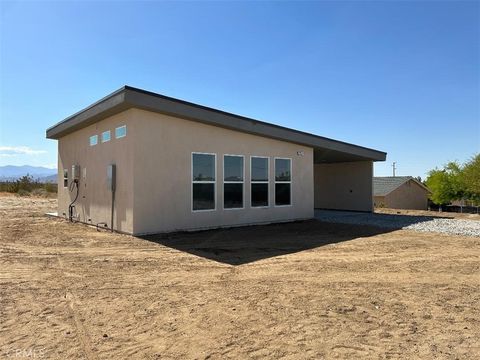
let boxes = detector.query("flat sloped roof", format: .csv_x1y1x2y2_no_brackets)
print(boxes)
46,86,387,163
373,176,431,196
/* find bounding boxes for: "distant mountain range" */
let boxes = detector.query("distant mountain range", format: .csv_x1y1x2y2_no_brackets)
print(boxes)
0,165,57,183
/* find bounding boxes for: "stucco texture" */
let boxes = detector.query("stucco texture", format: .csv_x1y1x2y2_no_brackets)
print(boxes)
131,109,314,234
314,161,373,212
58,108,314,235
57,110,135,233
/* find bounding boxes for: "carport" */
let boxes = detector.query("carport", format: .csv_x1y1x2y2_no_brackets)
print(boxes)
312,141,385,212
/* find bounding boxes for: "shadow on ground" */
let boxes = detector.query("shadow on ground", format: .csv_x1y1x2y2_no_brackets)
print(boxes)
140,220,395,266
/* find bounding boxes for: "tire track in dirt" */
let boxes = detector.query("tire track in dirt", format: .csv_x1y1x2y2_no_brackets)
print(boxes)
56,256,98,360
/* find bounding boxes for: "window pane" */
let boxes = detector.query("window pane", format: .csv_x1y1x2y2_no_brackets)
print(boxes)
275,183,291,206
224,156,243,181
193,153,215,181
251,157,268,181
89,135,98,146
251,183,268,207
193,183,215,210
275,159,291,181
115,126,126,138
102,130,111,143
224,183,243,208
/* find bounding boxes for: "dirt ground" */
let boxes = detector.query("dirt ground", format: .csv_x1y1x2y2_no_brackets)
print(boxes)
1,195,479,359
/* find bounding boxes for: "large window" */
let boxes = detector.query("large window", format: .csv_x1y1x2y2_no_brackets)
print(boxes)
192,153,216,211
251,156,269,207
89,135,98,146
223,155,244,209
275,158,291,206
115,125,126,139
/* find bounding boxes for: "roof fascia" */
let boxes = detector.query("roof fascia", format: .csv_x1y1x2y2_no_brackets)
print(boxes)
124,87,386,161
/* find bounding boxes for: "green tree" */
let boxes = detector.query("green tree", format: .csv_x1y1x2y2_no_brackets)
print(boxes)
426,156,479,206
426,161,465,205
462,154,480,204
426,169,455,205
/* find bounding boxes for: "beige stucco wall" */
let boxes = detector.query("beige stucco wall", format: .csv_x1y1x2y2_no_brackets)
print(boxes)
131,109,314,234
384,180,429,210
314,161,373,212
57,107,380,234
57,110,135,233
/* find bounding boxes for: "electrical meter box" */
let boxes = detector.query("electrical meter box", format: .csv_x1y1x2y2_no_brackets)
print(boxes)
72,165,80,181
107,164,116,191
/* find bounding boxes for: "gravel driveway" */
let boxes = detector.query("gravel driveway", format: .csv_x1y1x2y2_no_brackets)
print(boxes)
315,210,480,237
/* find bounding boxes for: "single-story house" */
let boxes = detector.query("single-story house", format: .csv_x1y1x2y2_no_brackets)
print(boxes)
46,86,386,235
373,176,431,210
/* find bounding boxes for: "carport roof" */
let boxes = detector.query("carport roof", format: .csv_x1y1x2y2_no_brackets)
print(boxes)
46,86,386,163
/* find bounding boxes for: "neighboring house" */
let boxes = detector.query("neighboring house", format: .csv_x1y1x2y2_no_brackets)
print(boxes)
373,176,431,210
46,86,386,235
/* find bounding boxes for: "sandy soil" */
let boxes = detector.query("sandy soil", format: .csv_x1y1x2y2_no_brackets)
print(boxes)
1,195,479,359
376,207,480,221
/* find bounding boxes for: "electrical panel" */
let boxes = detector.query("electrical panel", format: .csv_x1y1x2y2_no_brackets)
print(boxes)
72,165,80,181
107,164,116,192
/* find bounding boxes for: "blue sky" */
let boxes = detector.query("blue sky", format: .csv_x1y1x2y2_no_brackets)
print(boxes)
0,1,478,178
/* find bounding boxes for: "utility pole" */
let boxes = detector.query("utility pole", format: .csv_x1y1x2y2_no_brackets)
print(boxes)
392,162,396,177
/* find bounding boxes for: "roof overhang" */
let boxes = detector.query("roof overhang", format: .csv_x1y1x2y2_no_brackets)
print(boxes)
46,86,387,163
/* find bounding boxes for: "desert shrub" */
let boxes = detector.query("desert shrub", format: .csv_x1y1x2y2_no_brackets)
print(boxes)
0,174,58,195
16,189,30,197
44,182,57,193
31,188,48,197
0,181,15,192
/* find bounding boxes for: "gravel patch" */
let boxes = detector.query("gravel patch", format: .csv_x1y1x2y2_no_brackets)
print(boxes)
315,210,480,237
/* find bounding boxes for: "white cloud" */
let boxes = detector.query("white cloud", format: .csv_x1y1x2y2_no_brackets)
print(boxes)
0,146,47,157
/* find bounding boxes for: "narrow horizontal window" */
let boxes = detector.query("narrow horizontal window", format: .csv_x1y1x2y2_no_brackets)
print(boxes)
251,156,269,207
192,153,216,211
101,130,111,143
115,125,126,139
275,158,291,206
89,135,98,146
224,155,244,209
